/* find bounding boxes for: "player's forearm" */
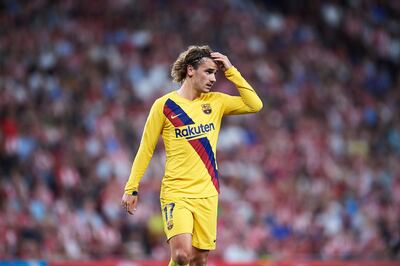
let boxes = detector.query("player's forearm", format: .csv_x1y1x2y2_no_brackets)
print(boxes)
125,99,164,194
124,145,154,194
124,126,159,194
225,66,263,112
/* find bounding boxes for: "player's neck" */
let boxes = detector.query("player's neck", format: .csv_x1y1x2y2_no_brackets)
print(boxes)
177,82,201,101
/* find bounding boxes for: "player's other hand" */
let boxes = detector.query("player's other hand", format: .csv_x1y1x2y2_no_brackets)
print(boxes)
211,52,232,72
121,193,138,215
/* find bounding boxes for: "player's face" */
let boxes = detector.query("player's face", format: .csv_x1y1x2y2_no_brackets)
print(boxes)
191,58,218,93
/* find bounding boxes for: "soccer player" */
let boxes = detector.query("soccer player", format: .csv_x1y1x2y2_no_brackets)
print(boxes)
121,45,263,266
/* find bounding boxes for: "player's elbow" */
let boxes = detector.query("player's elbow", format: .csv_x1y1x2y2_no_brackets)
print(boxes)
250,98,263,113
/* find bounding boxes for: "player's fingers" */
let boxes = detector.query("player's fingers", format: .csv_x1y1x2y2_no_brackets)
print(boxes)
211,52,224,56
212,56,224,62
132,199,138,209
121,200,131,212
210,54,222,61
211,52,226,59
127,204,137,215
128,203,137,211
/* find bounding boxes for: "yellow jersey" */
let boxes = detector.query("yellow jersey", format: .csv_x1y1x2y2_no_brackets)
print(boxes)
124,66,263,198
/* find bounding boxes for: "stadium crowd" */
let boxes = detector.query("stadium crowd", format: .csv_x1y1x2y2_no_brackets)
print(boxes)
1,0,399,261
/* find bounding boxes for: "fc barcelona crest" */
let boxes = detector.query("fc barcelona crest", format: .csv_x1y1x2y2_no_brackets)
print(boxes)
202,104,212,114
167,220,174,230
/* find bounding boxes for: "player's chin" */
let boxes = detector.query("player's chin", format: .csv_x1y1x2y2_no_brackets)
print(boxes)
203,86,212,92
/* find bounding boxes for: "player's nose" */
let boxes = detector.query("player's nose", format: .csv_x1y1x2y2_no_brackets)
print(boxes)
210,74,216,82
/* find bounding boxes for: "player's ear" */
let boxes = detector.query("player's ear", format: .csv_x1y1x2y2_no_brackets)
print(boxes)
187,65,194,78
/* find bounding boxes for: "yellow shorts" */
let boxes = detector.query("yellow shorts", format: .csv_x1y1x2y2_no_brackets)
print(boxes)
160,196,218,250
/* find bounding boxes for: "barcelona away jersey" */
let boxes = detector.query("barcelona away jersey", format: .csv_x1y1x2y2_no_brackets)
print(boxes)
124,66,263,198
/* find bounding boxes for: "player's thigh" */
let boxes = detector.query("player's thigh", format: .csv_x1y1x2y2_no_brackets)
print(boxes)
160,198,194,241
192,196,218,250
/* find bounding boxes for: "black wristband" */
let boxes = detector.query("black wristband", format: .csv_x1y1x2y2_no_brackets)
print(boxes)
131,191,138,196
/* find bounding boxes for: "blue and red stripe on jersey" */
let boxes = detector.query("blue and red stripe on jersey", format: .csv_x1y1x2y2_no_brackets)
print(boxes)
163,98,220,193
188,137,219,192
163,99,195,127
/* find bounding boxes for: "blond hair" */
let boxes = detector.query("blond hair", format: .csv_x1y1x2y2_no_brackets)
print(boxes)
171,45,213,83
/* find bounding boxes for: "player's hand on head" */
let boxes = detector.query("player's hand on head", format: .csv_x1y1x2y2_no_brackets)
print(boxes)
211,52,232,72
121,193,138,215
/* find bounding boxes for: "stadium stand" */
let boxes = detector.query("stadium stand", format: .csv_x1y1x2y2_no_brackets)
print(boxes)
0,0,399,263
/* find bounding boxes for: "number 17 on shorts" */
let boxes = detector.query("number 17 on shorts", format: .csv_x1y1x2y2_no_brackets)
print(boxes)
163,202,175,230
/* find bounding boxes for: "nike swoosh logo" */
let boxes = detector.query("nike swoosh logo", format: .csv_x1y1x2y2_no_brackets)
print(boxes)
171,113,182,119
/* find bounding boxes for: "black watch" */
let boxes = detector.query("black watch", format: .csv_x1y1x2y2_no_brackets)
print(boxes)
131,191,138,196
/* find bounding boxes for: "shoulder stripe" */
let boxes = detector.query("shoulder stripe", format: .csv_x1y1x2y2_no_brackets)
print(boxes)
163,98,194,126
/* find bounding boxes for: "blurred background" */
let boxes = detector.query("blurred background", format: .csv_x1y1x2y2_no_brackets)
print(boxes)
0,0,399,263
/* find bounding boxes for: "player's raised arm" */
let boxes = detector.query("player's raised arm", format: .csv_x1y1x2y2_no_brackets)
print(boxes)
211,52,263,115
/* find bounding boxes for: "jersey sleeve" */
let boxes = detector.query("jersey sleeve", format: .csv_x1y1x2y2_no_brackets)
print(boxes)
221,66,263,115
124,98,165,194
